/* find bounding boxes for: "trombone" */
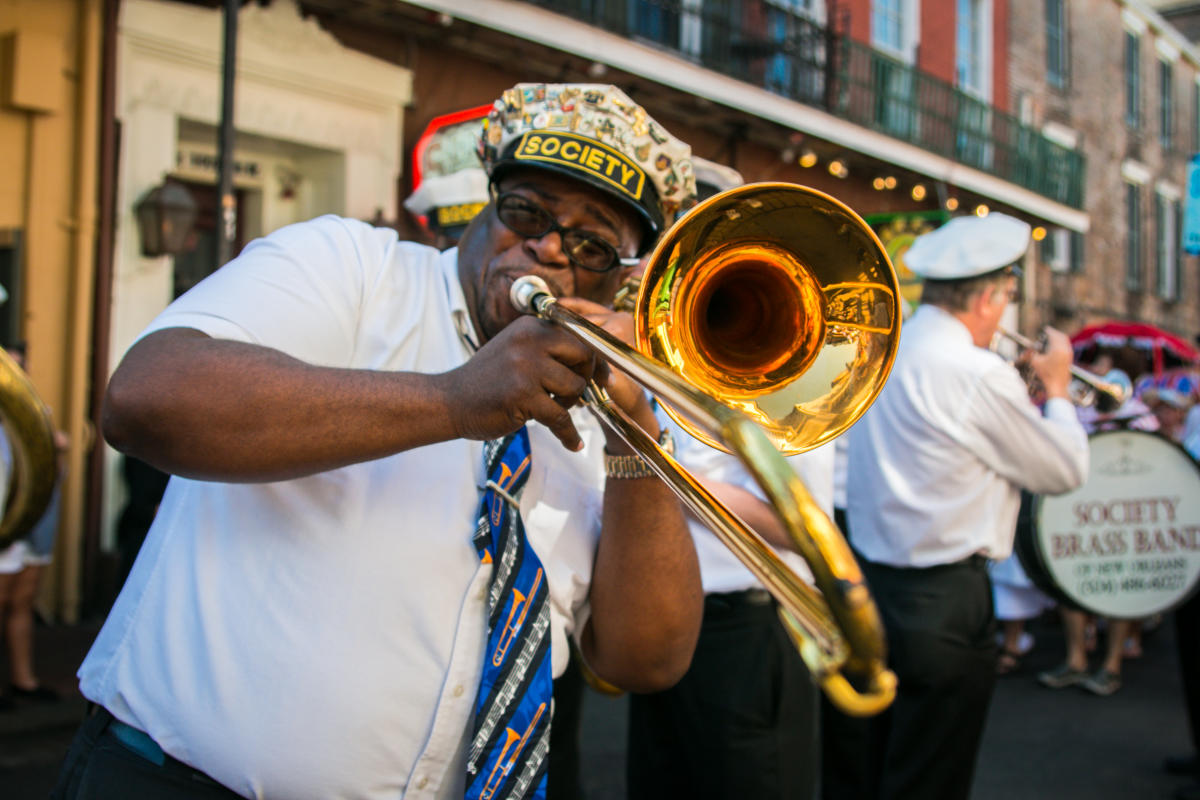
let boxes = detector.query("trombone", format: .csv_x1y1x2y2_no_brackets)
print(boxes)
996,327,1130,412
510,183,900,716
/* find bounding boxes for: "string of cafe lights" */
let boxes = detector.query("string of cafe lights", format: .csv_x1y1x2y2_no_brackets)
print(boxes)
790,146,1053,243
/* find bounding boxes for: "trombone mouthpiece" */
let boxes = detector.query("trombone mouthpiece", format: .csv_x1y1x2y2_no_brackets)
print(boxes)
510,275,553,314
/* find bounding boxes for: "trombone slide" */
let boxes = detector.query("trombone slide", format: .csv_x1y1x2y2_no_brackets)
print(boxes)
512,276,897,717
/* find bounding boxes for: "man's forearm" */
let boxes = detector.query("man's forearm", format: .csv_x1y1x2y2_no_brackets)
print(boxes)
583,477,702,692
103,329,460,482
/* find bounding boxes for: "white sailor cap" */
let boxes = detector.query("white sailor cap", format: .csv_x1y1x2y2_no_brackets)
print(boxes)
904,212,1031,280
403,168,489,232
691,156,744,200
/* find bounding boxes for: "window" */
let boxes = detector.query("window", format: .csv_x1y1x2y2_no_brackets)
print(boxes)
1046,0,1067,88
1127,182,1143,290
1125,31,1140,128
1040,228,1072,273
956,0,987,97
1157,193,1180,300
631,0,680,47
1040,228,1083,274
1161,58,1175,150
0,229,22,348
1070,230,1085,273
872,0,906,54
764,0,826,103
1194,81,1199,153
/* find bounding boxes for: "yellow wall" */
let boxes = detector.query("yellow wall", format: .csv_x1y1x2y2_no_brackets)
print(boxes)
0,0,101,621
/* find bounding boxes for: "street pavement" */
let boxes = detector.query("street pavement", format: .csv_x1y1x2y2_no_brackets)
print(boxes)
0,611,1193,798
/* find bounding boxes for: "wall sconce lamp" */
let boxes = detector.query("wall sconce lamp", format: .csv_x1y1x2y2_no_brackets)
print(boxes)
798,148,818,168
135,180,198,257
910,184,927,201
827,158,848,178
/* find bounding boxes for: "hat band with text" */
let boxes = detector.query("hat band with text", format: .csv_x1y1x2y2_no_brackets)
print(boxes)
511,131,646,203
435,201,486,228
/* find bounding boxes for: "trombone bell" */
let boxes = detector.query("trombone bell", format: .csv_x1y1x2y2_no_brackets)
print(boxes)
638,183,901,454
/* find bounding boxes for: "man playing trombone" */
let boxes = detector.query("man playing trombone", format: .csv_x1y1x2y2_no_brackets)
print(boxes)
839,212,1089,800
53,83,703,800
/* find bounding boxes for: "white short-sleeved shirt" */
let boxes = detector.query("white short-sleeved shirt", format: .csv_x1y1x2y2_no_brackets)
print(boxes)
78,216,606,800
666,414,832,594
846,304,1089,567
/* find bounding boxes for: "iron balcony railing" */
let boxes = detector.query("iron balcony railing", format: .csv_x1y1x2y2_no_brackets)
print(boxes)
837,40,1085,208
518,0,1086,209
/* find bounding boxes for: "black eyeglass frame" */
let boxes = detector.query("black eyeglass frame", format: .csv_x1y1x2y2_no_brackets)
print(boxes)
492,191,640,273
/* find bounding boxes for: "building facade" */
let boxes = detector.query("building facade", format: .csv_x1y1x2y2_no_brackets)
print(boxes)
1011,0,1200,341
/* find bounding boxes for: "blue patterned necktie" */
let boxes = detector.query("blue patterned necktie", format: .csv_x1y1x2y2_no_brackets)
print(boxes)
465,427,553,800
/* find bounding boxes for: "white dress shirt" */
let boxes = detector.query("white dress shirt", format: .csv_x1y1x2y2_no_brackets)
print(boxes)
666,414,832,593
79,217,606,800
846,304,1088,568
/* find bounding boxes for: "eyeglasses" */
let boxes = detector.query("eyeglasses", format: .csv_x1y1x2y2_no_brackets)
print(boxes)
494,192,635,273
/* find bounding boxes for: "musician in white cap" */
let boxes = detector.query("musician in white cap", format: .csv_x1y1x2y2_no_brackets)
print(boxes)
840,212,1089,800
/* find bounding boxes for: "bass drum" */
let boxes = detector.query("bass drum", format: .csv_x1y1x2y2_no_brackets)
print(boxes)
1017,429,1200,619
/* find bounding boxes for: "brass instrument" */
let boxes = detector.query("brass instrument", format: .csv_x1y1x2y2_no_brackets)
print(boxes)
996,327,1130,412
510,182,901,716
0,347,59,550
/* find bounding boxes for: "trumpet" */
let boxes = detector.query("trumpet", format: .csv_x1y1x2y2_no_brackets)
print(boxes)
996,327,1130,412
510,182,901,716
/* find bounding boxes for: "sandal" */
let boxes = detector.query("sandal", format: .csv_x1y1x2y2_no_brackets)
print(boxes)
996,648,1022,676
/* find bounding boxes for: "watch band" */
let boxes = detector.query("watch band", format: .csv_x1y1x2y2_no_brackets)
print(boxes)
604,426,674,479
604,452,656,479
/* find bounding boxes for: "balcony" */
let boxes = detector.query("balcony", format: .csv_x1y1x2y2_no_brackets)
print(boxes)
519,0,1086,209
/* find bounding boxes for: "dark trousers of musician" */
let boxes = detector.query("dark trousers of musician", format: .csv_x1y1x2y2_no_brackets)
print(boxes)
1177,590,1200,759
626,589,819,800
826,553,997,800
52,706,242,799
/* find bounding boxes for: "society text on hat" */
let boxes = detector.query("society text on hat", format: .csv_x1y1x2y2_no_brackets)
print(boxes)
477,83,696,243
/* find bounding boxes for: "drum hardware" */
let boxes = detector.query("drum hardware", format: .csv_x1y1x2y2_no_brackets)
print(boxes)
510,182,901,716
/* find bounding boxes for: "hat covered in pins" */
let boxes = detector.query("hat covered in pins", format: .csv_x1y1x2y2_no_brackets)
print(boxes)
477,83,696,249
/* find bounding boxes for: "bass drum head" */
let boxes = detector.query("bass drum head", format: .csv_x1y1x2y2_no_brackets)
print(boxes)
1022,430,1200,619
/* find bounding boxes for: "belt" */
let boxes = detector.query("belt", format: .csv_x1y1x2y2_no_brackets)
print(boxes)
705,587,773,610
93,707,229,790
962,553,989,570
109,718,168,766
854,548,990,573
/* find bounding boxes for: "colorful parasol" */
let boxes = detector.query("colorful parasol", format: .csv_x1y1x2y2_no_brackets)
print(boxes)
1070,321,1200,377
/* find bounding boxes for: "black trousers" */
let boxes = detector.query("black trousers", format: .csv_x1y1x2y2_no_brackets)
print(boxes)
52,707,242,800
831,555,997,800
627,590,819,800
1177,590,1200,757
